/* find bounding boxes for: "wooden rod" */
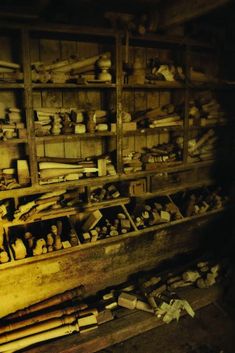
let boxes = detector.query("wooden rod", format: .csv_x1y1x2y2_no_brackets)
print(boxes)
5,285,85,320
0,314,78,344
0,323,79,352
0,304,86,335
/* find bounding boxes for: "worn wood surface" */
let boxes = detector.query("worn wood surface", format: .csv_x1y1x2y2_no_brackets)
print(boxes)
0,212,222,318
22,285,222,353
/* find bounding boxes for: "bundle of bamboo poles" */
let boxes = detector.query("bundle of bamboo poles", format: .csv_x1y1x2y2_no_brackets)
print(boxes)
0,285,87,352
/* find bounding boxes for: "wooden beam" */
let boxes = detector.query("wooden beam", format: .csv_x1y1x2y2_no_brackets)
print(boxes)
159,0,231,29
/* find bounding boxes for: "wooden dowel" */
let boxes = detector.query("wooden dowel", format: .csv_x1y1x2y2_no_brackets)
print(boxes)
5,285,85,320
0,304,86,335
0,323,79,352
0,314,78,344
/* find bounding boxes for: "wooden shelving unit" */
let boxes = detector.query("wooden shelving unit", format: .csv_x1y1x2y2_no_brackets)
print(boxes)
0,22,231,320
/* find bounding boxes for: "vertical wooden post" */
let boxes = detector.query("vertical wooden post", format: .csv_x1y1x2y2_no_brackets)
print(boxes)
183,44,190,164
116,32,123,174
21,29,38,185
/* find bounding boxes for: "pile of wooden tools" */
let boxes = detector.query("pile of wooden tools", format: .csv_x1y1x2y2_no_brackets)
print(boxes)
31,52,112,84
175,186,228,217
0,107,26,140
0,159,30,191
79,209,133,243
123,142,181,174
146,58,185,83
167,261,221,290
12,189,84,222
188,91,226,127
90,184,120,202
0,259,223,351
38,155,116,184
176,129,217,162
34,108,111,136
130,197,182,229
132,103,183,129
0,60,23,82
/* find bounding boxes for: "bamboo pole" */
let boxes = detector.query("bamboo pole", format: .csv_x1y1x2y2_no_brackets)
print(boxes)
5,285,85,320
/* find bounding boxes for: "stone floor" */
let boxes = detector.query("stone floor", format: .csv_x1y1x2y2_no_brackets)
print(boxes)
98,304,235,353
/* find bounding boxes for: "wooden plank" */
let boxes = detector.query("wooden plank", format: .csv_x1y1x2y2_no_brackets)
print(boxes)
159,0,231,29
23,286,222,353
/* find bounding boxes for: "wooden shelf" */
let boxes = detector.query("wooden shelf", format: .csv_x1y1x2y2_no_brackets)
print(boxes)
22,285,222,353
129,33,215,49
0,138,27,144
32,83,116,89
35,132,116,141
0,206,226,270
3,197,130,228
0,83,24,89
124,126,183,135
123,82,185,89
0,160,216,199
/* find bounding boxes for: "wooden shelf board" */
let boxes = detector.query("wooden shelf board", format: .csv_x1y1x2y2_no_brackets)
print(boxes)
141,178,216,198
0,22,117,38
123,82,185,89
23,285,222,353
0,207,225,270
32,83,116,89
129,33,215,49
35,132,116,141
3,197,130,228
0,138,27,144
0,160,216,199
124,126,183,136
0,83,24,89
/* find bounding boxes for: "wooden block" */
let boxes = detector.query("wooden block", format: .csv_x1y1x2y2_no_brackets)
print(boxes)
118,292,137,310
78,314,98,333
81,232,91,243
120,219,131,229
136,300,154,313
90,229,98,242
98,159,107,177
160,210,171,222
62,241,72,249
129,179,147,196
82,210,102,231
97,310,114,325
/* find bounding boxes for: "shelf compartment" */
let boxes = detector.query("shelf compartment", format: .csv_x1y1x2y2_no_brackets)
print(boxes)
8,216,77,262
71,203,137,244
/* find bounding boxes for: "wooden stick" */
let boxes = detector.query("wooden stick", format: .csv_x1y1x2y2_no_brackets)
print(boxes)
53,52,110,73
0,323,79,352
5,285,85,320
0,313,79,344
0,305,86,335
40,168,84,180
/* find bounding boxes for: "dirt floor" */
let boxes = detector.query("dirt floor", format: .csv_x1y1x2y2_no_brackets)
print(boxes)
98,304,235,353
